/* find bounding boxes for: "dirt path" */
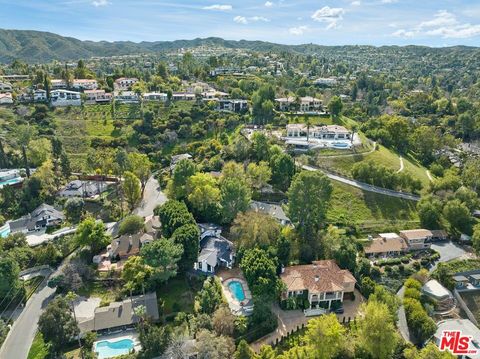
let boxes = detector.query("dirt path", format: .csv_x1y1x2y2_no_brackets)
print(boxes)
397,156,404,173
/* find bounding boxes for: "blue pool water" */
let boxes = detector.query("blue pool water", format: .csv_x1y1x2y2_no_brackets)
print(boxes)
0,225,10,238
0,177,22,188
228,280,246,301
333,142,349,148
95,338,134,359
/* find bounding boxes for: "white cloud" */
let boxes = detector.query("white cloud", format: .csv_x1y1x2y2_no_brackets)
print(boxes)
92,0,109,6
203,4,232,11
311,6,345,29
264,1,273,7
234,15,248,24
393,10,480,39
381,0,398,3
351,1,361,6
250,16,270,22
289,25,308,35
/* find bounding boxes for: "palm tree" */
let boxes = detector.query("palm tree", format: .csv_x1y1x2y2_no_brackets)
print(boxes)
304,116,312,142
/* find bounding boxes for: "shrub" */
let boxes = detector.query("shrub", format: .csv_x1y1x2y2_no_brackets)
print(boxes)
118,215,145,235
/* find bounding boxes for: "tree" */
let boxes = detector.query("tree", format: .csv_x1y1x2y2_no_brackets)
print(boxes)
171,223,199,272
38,296,79,354
230,211,281,251
251,132,270,162
127,152,152,195
287,171,333,259
234,340,255,359
404,342,456,359
304,314,346,359
186,173,221,222
355,300,398,359
155,200,195,237
0,257,23,303
195,277,224,314
138,321,171,358
333,237,357,273
119,215,145,235
195,330,235,359
122,256,153,292
140,238,183,283
212,305,235,336
417,195,443,229
64,197,84,223
246,161,271,190
123,171,142,211
240,248,279,298
16,124,36,177
75,217,110,253
270,153,296,191
328,96,343,117
463,158,480,193
220,177,251,224
167,159,196,200
473,223,480,256
443,199,472,234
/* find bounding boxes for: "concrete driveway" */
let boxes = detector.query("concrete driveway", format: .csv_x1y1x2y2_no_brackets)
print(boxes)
133,175,167,218
431,241,471,268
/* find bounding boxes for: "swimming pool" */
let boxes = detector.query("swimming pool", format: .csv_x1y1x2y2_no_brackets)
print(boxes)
0,177,23,188
332,142,350,148
0,225,10,238
228,280,246,302
95,338,134,359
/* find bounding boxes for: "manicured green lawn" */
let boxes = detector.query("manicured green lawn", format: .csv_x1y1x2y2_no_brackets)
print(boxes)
27,332,49,359
327,181,420,233
156,276,200,315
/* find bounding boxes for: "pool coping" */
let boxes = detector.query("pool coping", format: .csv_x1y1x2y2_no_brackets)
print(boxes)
222,277,254,316
93,330,141,358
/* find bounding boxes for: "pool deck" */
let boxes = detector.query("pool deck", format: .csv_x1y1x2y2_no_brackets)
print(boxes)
217,268,254,316
93,330,141,358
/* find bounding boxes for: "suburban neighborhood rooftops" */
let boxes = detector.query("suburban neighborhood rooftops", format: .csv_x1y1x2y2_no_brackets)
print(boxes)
399,229,432,240
199,236,233,264
378,232,401,239
250,201,291,224
286,123,350,134
364,236,408,254
422,279,452,301
453,275,469,281
78,292,159,333
280,260,356,293
9,203,64,233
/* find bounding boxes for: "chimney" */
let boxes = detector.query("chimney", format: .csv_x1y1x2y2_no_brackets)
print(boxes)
315,275,320,282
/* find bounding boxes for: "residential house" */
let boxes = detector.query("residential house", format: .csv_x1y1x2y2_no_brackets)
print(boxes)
198,223,222,240
108,232,154,261
0,82,13,92
216,99,248,113
313,77,338,87
114,91,139,104
250,201,291,226
114,77,138,91
50,79,68,90
453,269,480,291
280,260,356,310
194,235,234,274
275,96,295,111
399,229,432,250
33,89,47,102
9,204,64,234
0,93,13,105
58,180,109,198
299,96,323,112
433,319,480,359
50,90,82,107
202,90,229,100
275,96,323,112
286,124,351,141
172,93,196,101
72,79,98,91
364,233,408,258
170,153,192,172
84,89,112,104
422,279,455,313
78,292,159,333
143,92,168,102
430,229,448,241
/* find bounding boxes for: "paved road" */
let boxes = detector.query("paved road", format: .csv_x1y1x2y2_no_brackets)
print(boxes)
396,241,469,343
133,175,167,218
301,164,421,201
0,253,76,359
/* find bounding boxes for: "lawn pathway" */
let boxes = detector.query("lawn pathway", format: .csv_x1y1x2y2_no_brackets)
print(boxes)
397,156,404,173
426,170,433,182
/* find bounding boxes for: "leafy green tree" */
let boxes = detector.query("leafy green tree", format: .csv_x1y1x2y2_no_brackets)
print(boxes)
328,96,343,117
138,321,171,358
0,257,23,304
355,300,398,359
404,342,456,359
304,314,346,359
127,152,152,195
167,158,196,200
230,211,281,251
333,237,357,273
75,216,110,253
240,248,279,298
64,197,84,224
171,223,199,272
246,161,271,190
119,215,145,235
195,277,224,314
196,329,235,359
123,171,142,211
270,153,296,191
417,195,443,229
251,132,270,162
212,305,235,336
220,177,251,224
443,199,472,234
472,223,480,256
234,340,255,359
186,173,221,222
38,296,79,354
155,200,195,237
141,238,182,283
122,256,153,292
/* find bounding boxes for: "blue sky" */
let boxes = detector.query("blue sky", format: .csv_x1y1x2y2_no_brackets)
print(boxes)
1,0,480,46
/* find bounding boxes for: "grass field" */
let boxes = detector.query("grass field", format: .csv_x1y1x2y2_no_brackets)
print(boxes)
326,181,420,233
156,276,199,315
27,333,49,359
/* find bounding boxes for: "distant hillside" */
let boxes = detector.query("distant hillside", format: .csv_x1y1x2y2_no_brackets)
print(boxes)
0,28,479,63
